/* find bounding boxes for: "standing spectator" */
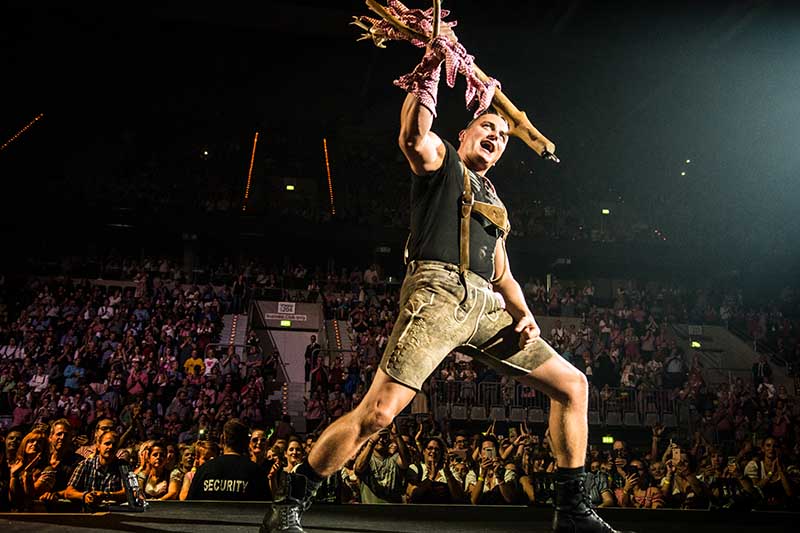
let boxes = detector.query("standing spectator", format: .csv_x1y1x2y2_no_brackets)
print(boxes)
663,350,686,390
165,389,192,426
584,458,614,508
407,436,464,504
219,346,240,380
304,391,325,434
466,435,518,505
183,349,205,378
744,437,794,508
664,454,706,509
126,361,149,398
752,353,772,387
353,425,409,504
231,275,246,314
249,429,269,468
187,419,270,501
27,365,49,394
284,437,306,474
618,459,664,508
203,348,220,378
63,357,85,391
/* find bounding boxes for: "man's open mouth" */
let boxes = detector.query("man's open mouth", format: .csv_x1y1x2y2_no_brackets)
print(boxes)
480,140,494,153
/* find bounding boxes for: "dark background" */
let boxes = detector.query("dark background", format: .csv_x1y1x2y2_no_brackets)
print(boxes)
1,0,798,288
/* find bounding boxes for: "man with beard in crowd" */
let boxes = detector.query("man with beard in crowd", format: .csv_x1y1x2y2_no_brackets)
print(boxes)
353,425,410,504
64,430,128,508
40,419,84,501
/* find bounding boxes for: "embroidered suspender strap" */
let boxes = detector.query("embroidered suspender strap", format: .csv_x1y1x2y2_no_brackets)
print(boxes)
459,163,512,283
460,163,475,276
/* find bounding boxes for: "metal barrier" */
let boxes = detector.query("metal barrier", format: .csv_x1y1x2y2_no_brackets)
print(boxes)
430,380,680,427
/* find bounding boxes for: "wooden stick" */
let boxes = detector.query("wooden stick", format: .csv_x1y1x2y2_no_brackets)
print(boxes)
431,0,441,41
363,0,557,161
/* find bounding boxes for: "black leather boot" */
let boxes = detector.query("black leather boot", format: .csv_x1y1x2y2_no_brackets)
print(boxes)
553,474,631,533
260,470,321,533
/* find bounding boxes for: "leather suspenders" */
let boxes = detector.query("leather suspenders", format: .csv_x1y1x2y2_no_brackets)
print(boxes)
459,163,510,284
404,161,511,287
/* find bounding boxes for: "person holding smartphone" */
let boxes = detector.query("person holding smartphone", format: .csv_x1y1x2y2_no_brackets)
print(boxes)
465,435,518,505
697,449,725,486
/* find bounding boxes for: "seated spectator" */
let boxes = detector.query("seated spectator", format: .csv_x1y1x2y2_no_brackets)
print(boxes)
165,444,193,501
407,437,464,504
136,441,170,500
9,429,55,510
4,427,25,467
76,419,117,459
186,419,270,500
179,440,219,501
40,419,83,501
64,430,128,508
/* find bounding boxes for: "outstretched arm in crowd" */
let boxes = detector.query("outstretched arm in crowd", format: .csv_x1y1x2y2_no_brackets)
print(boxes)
391,421,411,470
650,424,664,461
353,438,377,477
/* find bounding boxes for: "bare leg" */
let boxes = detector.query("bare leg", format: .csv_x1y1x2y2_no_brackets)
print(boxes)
520,355,588,468
307,368,417,476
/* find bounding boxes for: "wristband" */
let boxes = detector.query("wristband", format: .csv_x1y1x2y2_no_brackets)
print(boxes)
477,476,484,482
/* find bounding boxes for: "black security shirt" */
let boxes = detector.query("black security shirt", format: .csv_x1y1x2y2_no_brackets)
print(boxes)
187,454,270,501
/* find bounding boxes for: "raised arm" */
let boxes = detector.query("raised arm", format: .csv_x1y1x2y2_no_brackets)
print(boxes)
398,93,446,175
395,30,454,176
354,438,377,476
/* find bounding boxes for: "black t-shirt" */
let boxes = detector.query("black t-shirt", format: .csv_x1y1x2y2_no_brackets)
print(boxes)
53,451,84,492
187,454,270,501
408,139,506,281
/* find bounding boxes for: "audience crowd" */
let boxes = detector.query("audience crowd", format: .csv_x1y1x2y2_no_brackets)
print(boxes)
0,256,798,513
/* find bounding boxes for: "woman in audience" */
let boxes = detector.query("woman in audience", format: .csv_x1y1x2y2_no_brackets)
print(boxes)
284,436,305,473
179,440,219,501
137,441,170,500
164,444,194,500
249,429,269,468
407,437,464,504
9,430,55,509
618,459,664,508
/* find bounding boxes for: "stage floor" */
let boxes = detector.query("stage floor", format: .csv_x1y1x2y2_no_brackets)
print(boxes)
1,502,795,532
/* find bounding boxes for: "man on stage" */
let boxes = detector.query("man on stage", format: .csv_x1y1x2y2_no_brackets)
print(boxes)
263,25,627,533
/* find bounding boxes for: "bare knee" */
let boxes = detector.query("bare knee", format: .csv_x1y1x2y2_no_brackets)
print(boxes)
355,402,396,438
552,367,588,406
